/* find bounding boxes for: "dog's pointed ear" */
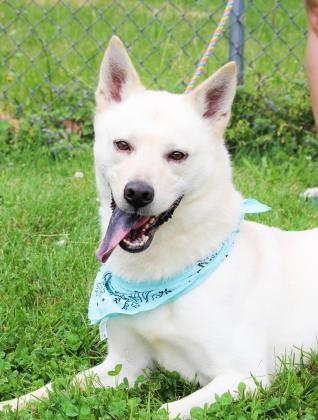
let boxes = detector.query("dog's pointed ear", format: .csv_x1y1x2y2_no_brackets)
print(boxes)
186,62,237,135
96,36,144,111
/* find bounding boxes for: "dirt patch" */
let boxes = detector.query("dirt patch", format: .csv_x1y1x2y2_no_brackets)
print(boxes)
0,108,20,132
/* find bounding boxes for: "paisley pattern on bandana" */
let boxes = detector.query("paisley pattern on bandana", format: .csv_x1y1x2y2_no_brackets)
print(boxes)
88,198,271,337
99,271,172,310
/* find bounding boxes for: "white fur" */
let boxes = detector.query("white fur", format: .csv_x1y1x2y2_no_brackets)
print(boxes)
2,37,318,419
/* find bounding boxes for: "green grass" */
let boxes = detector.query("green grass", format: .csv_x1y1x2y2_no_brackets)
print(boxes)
1,0,307,114
1,149,318,419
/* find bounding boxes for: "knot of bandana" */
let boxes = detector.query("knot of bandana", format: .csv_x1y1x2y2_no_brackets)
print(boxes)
88,198,271,337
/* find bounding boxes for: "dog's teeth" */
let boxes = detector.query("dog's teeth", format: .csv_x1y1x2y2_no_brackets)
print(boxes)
123,231,150,249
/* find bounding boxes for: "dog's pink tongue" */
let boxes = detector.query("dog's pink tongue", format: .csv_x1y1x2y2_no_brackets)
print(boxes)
96,207,150,263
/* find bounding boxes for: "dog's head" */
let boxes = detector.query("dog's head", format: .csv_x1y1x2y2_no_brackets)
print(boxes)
94,36,237,263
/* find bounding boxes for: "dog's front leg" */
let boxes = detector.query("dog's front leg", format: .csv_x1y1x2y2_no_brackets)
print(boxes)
74,351,150,389
75,325,154,390
0,358,134,412
162,372,267,419
0,346,152,412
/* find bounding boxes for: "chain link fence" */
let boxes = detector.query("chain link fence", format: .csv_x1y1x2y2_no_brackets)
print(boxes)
1,0,307,115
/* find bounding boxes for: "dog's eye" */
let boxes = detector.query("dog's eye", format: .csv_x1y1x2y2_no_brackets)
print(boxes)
114,140,132,152
167,151,188,162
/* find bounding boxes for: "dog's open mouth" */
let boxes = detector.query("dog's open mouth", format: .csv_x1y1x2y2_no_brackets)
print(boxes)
96,196,182,263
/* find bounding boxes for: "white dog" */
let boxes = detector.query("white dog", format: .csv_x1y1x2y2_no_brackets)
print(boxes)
1,36,318,419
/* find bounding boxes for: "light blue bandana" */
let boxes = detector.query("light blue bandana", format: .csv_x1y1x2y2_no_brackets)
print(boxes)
88,198,271,335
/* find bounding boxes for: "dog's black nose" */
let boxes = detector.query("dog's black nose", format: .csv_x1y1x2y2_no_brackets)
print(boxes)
124,181,154,208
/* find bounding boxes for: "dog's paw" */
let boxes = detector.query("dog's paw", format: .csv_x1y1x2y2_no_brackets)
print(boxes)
159,402,190,419
0,398,18,412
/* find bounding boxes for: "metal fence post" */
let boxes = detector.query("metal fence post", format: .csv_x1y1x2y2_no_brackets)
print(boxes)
229,0,245,85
